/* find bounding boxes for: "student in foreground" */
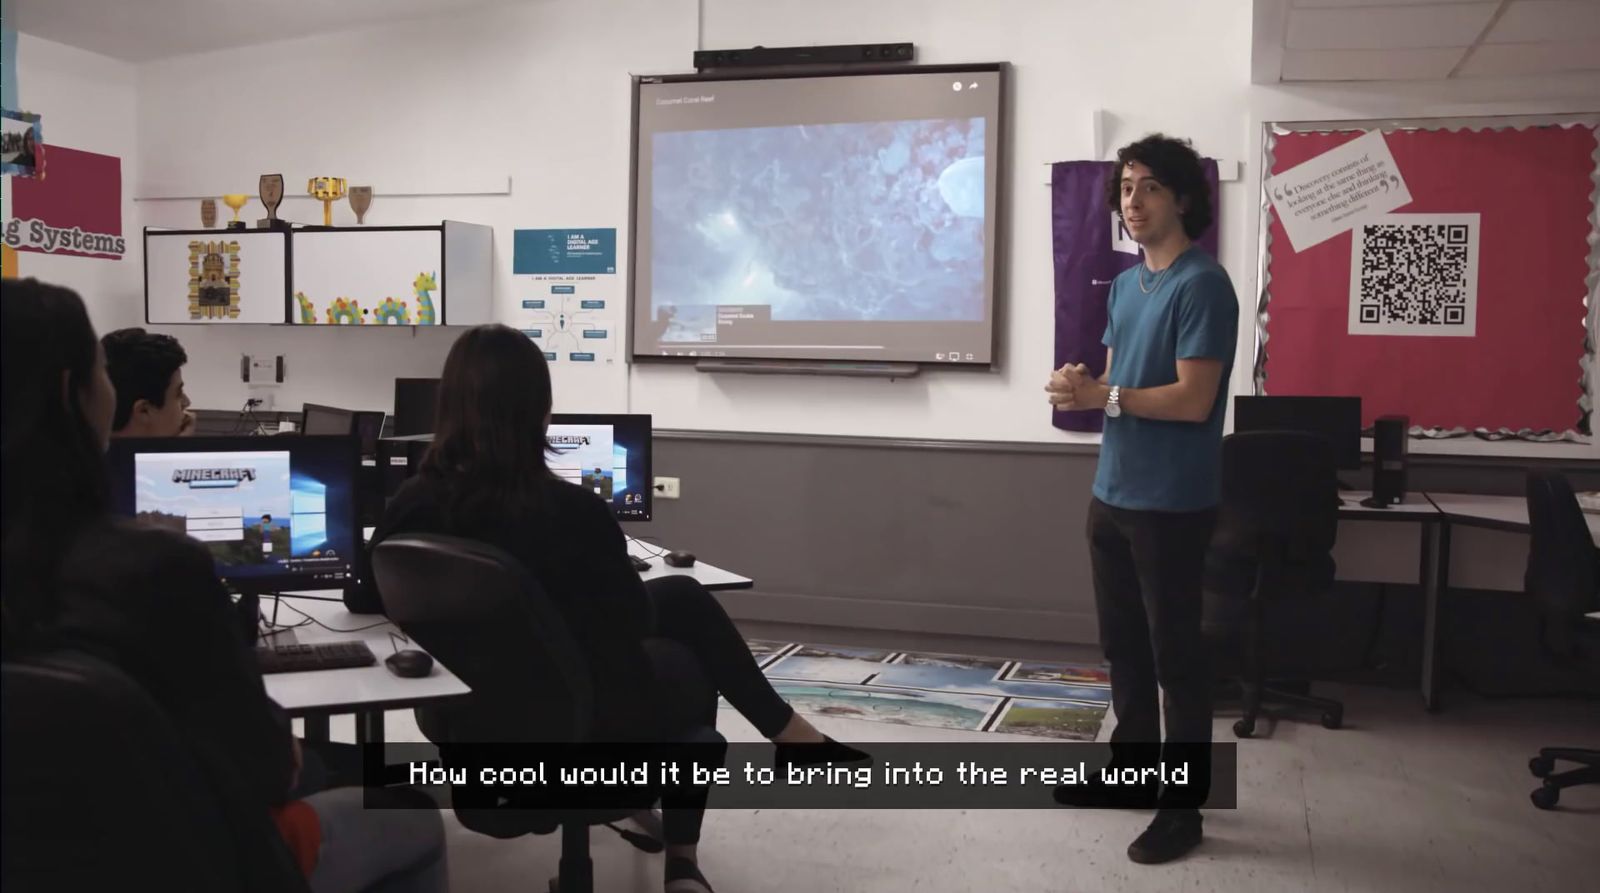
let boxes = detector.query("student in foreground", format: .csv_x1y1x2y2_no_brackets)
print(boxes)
0,278,448,893
1045,135,1238,864
102,327,196,437
354,324,867,893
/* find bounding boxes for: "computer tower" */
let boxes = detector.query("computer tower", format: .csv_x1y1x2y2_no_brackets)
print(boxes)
1371,415,1409,506
377,434,434,499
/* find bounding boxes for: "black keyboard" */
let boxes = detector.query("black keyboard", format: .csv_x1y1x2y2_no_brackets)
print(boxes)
256,641,377,675
630,555,651,572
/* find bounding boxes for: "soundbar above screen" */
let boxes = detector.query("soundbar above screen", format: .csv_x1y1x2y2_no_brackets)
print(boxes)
630,64,1005,366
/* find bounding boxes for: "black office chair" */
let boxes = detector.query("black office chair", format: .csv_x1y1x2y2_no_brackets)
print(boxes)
1523,470,1600,810
372,533,718,893
1,649,309,893
1205,431,1344,738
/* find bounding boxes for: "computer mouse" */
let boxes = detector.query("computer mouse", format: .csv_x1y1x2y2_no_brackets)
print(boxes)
664,550,697,568
385,649,434,678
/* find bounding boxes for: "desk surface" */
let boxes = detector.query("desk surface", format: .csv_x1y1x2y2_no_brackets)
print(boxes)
627,538,753,591
1426,493,1600,544
1337,491,1441,520
362,527,754,592
262,596,469,717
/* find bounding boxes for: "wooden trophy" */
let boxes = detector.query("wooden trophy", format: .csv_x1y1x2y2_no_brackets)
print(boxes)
349,186,373,225
259,173,287,229
200,198,217,229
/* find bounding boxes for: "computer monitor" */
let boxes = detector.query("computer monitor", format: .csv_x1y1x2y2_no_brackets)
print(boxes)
1233,396,1362,471
393,378,440,437
547,414,653,521
301,403,356,436
105,435,360,594
352,410,386,459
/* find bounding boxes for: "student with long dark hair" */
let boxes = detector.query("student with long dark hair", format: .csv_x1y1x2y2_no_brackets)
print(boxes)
1,278,448,893
355,324,865,893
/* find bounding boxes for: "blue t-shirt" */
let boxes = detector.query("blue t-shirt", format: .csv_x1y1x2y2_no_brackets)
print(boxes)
1093,247,1239,512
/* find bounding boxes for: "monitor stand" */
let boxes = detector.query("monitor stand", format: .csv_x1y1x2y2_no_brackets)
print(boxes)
236,589,298,646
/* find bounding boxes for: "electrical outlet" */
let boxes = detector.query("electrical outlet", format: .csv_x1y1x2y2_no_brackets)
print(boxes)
246,389,275,412
243,354,284,386
654,476,681,499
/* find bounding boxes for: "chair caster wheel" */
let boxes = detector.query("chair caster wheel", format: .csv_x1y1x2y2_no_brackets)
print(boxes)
1531,785,1559,810
1233,718,1255,739
1529,757,1554,778
1321,709,1343,730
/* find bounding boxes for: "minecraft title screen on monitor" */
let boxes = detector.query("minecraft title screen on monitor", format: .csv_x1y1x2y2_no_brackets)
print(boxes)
126,447,355,584
547,414,652,521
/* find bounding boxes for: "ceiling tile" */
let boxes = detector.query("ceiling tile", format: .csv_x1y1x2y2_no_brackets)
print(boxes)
1457,38,1600,75
1293,0,1493,7
1486,0,1600,43
1287,3,1499,50
1281,46,1467,80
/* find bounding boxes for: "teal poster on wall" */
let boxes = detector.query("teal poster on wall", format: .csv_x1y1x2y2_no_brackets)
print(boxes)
512,228,616,275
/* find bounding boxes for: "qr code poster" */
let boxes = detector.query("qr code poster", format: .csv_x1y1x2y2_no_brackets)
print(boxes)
1259,124,1595,434
1347,214,1479,337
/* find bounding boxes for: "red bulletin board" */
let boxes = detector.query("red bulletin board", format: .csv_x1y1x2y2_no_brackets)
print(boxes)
1259,123,1597,434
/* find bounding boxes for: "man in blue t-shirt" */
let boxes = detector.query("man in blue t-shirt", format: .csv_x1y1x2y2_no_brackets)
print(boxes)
1046,134,1238,865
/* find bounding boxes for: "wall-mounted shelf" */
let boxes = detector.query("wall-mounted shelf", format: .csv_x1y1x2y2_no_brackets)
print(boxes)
143,221,493,327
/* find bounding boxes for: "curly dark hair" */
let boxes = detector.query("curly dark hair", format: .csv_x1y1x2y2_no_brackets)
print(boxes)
1104,134,1213,241
102,328,187,431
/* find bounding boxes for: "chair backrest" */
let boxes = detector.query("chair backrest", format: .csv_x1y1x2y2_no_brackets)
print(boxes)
1525,471,1600,658
371,533,593,743
1,649,308,893
1210,431,1340,590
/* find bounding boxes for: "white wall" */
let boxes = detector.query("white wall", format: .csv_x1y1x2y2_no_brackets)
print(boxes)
631,0,1259,441
127,0,1258,437
131,0,696,415
6,34,142,337
25,0,1600,446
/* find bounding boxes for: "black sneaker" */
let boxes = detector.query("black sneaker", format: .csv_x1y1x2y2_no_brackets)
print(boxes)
1053,765,1159,809
1127,809,1203,864
664,856,715,893
1053,780,1159,809
773,736,871,772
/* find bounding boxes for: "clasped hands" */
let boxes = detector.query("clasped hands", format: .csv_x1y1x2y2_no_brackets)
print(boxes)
1045,363,1108,412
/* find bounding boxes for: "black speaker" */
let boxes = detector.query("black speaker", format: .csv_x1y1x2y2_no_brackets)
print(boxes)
693,43,914,71
1370,415,1409,507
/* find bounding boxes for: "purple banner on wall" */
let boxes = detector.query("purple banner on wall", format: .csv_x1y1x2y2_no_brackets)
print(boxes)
1050,159,1220,432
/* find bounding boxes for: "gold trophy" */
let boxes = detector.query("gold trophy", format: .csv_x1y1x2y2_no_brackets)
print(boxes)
222,194,250,230
308,177,347,227
259,174,287,229
200,198,217,229
348,186,373,225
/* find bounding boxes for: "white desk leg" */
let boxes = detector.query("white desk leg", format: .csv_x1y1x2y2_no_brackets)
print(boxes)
1420,520,1449,713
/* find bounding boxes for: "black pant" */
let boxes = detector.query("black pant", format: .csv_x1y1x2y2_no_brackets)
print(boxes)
641,575,796,844
1087,498,1215,807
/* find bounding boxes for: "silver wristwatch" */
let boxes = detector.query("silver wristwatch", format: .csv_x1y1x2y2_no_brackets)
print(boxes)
1104,385,1122,418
